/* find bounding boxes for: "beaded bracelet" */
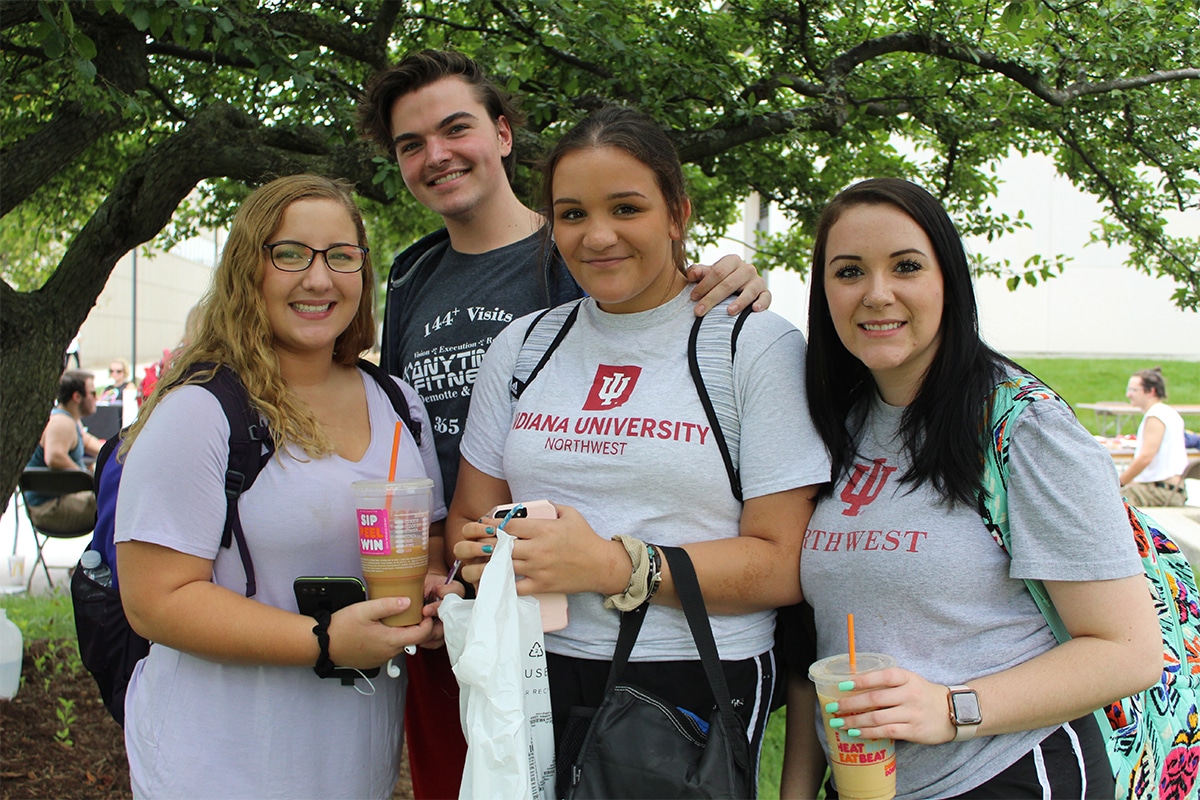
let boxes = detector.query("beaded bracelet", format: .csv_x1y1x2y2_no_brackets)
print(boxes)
310,609,337,679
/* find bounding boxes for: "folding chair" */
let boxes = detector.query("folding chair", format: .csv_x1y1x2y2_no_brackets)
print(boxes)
18,468,95,591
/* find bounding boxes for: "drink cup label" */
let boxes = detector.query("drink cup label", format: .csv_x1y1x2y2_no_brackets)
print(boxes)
831,733,895,766
358,508,391,554
358,508,429,572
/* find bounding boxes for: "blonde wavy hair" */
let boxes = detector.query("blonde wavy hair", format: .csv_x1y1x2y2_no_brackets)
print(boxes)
123,174,377,459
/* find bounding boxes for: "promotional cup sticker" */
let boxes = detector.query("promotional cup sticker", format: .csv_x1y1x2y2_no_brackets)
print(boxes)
358,508,391,555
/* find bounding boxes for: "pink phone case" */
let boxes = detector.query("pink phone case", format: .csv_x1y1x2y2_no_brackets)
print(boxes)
489,500,570,632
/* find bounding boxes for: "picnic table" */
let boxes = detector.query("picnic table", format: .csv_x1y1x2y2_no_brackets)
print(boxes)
1095,436,1200,464
1078,402,1200,437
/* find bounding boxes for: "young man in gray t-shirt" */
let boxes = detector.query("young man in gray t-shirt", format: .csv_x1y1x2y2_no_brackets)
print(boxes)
358,49,771,798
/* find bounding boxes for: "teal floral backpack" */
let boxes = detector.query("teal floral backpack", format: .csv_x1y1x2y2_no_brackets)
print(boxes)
981,375,1200,800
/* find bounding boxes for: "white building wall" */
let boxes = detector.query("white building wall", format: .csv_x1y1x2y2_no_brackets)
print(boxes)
76,234,219,378
699,153,1199,360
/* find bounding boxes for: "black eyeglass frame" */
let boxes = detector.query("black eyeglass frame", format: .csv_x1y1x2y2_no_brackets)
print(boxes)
262,241,369,274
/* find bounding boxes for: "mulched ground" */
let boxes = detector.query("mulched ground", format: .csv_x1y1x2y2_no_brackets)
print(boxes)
0,639,414,799
0,639,130,799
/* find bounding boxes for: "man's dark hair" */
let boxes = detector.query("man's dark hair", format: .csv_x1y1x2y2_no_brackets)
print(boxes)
58,370,92,406
1134,366,1168,400
358,49,525,181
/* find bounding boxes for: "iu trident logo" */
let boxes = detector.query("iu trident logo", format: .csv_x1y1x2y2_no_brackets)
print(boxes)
840,458,897,516
583,365,642,410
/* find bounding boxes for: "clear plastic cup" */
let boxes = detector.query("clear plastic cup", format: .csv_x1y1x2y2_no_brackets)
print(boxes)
809,652,898,800
352,478,432,626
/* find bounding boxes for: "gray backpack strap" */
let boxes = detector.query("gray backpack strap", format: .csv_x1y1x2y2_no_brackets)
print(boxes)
689,302,753,502
509,299,585,403
389,238,450,291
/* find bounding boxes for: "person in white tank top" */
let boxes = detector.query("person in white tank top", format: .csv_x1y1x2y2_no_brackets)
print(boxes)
1120,366,1189,507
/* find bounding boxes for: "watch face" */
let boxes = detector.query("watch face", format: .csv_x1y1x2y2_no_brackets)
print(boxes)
952,690,982,725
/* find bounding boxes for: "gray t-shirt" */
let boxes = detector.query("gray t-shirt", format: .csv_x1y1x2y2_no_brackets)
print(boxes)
115,369,445,799
389,233,565,500
802,391,1141,798
461,288,831,661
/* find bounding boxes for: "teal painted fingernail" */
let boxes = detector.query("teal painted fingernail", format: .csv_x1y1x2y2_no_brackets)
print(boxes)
482,544,493,554
829,718,845,729
484,526,496,535
824,701,839,714
847,729,861,738
838,680,855,692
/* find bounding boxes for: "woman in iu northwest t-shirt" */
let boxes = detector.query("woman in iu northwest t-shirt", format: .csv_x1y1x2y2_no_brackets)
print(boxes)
447,106,830,796
790,177,1158,799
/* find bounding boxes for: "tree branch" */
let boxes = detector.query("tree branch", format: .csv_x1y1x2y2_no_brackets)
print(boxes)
490,0,616,80
826,31,1200,106
1,14,149,215
674,105,842,162
1055,124,1191,274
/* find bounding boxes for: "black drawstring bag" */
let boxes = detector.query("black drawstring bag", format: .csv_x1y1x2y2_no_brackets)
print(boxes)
564,546,753,799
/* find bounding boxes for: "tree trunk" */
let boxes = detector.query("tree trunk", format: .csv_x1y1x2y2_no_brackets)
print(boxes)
0,102,383,509
0,283,78,513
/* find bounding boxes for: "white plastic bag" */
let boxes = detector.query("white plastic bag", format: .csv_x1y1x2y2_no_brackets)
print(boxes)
441,529,556,800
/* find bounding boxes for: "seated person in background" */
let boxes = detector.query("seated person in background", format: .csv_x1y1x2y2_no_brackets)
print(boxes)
100,359,135,402
24,370,104,531
1120,366,1189,507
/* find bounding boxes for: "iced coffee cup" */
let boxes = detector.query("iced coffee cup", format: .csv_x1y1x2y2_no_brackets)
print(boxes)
809,652,898,800
352,478,432,627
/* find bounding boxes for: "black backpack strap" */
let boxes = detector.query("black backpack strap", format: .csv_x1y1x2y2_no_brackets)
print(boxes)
196,366,274,598
357,358,421,448
602,548,749,771
510,299,584,402
689,302,752,502
603,547,732,703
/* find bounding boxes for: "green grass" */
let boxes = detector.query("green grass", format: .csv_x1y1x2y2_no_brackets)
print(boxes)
0,589,83,703
0,588,77,641
1016,357,1200,435
759,708,786,798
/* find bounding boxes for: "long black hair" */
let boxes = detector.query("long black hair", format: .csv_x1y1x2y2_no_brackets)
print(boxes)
806,178,1023,506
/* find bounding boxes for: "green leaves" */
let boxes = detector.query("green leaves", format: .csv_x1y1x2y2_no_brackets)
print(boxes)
4,0,1198,307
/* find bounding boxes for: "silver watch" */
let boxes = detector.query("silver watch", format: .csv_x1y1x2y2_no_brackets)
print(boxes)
947,685,982,741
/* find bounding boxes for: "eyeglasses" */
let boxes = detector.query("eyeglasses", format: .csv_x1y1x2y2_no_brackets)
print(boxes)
263,242,368,273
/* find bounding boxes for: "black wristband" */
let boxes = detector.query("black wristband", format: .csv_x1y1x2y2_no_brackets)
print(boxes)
644,544,663,605
310,609,337,679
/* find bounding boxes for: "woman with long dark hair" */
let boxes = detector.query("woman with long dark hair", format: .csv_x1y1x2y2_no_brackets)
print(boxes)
783,178,1159,798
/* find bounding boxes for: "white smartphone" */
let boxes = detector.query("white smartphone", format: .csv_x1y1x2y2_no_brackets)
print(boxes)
488,500,569,633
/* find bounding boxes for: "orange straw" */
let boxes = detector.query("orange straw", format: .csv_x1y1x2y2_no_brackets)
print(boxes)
385,421,403,517
847,613,857,673
387,421,403,481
